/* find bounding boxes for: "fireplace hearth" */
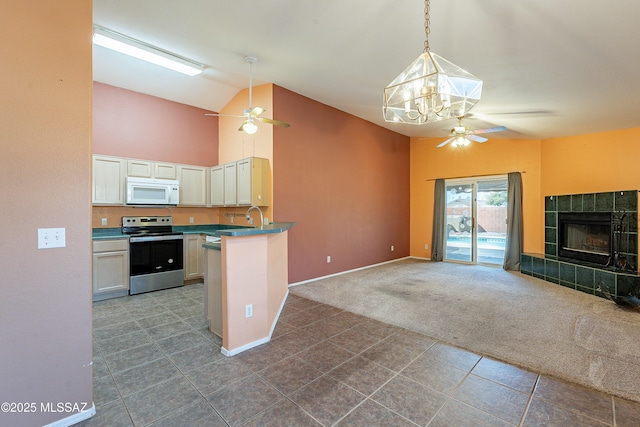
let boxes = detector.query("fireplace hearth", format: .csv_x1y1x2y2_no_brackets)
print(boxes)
522,190,639,304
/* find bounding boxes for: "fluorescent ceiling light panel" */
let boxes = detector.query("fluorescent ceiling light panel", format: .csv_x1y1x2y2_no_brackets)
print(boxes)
93,25,204,76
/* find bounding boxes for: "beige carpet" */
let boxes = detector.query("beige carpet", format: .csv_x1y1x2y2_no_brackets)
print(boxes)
289,258,640,403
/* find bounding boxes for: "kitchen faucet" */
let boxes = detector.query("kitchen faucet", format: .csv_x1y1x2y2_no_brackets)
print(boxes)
246,205,264,229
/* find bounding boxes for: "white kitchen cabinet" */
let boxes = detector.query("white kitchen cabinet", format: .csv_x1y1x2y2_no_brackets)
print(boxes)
154,162,178,179
92,155,126,205
223,162,237,206
92,239,129,297
210,165,225,207
212,157,271,207
127,159,153,178
127,159,177,180
184,234,205,280
236,157,270,206
179,165,208,206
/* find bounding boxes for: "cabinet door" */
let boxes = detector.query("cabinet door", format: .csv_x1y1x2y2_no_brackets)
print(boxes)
210,165,225,207
93,250,129,294
179,165,208,206
223,162,237,206
184,234,204,279
236,159,252,206
154,162,177,179
237,157,270,206
92,155,126,205
127,160,153,178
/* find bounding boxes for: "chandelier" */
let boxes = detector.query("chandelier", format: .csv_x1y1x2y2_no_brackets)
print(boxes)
383,0,483,124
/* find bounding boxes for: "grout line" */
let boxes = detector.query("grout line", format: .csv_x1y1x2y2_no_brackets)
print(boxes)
518,374,541,427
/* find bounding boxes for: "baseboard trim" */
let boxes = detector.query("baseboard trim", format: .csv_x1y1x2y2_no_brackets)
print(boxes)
288,257,413,287
221,337,270,356
42,403,95,427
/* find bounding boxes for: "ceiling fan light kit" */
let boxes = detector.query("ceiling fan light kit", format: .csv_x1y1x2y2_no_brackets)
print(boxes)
206,56,291,134
383,0,482,125
92,25,204,76
436,116,507,148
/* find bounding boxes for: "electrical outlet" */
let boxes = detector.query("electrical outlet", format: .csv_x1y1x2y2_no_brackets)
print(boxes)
189,216,194,224
424,244,429,250
264,217,269,225
245,304,253,318
327,255,331,263
38,228,66,249
391,245,395,252
101,218,108,226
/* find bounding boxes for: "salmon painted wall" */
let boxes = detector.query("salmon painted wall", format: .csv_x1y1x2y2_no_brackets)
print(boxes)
1,2,93,426
93,82,218,165
217,84,274,226
410,137,543,258
273,86,411,283
92,82,221,227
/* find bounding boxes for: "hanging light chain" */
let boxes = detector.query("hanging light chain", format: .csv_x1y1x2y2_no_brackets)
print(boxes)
424,0,430,52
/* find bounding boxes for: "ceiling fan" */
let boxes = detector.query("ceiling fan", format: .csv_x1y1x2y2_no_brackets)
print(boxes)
436,116,506,148
205,56,290,134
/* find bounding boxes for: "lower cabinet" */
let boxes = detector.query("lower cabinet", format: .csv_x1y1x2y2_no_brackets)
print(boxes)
92,239,129,298
184,234,205,280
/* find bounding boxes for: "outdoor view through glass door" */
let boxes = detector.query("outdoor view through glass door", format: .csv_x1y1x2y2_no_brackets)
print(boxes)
445,177,507,265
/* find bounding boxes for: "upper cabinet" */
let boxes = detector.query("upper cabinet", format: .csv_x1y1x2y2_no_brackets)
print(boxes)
211,157,271,207
210,165,225,207
92,155,207,206
93,155,126,205
223,162,237,206
127,159,177,180
237,157,270,206
179,165,208,206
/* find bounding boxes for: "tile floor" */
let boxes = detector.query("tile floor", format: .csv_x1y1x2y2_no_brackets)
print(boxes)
81,283,640,426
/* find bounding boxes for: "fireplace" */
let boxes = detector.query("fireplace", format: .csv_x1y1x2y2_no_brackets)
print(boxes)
558,212,612,265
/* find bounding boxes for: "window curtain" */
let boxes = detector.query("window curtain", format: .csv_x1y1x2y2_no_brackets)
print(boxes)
431,178,445,261
503,172,523,270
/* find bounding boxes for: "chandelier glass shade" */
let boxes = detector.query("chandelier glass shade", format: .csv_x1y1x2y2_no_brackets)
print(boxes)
383,0,482,124
383,51,483,124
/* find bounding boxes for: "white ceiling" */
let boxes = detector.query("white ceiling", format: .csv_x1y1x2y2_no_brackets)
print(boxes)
93,0,640,140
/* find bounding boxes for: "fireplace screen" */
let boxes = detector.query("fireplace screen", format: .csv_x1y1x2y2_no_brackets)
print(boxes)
558,212,612,265
564,223,610,255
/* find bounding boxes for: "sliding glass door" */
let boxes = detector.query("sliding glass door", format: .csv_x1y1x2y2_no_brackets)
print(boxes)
444,177,507,265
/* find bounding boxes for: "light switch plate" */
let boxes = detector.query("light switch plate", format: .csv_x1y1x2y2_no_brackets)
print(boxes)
38,228,66,249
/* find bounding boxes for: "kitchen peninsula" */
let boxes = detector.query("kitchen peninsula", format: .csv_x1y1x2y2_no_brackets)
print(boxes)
203,222,295,356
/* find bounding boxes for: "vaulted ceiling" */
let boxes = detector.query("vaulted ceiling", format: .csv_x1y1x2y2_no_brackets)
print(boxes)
93,0,640,141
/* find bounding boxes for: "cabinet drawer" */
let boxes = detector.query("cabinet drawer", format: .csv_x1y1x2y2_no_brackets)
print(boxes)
93,239,129,253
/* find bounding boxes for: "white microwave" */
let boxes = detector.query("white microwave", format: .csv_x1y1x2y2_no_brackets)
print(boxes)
126,177,180,205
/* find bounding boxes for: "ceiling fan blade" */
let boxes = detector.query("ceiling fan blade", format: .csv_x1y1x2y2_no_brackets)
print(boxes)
473,126,507,135
257,117,291,128
205,113,246,118
436,137,455,148
467,134,488,143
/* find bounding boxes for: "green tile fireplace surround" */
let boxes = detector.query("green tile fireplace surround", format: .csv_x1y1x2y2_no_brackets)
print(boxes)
521,190,639,300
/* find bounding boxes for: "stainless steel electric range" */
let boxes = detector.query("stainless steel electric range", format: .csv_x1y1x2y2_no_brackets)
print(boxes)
122,216,184,295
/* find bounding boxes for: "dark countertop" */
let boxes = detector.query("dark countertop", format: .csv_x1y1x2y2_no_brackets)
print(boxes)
93,223,295,241
173,224,250,235
202,222,296,250
92,228,128,240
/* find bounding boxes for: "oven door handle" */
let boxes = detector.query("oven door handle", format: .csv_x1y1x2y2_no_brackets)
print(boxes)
129,235,184,243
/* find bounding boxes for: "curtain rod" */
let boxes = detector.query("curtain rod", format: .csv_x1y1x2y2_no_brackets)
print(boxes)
425,171,526,182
